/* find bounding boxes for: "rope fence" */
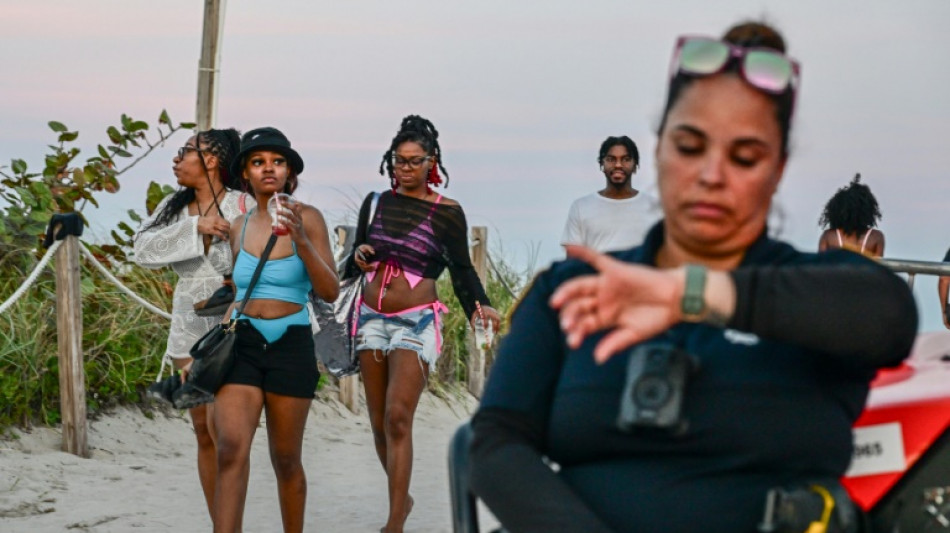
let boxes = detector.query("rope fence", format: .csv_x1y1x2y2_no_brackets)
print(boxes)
78,244,172,320
0,240,63,316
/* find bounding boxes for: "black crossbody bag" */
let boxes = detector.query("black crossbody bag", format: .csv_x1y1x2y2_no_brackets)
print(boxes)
188,234,278,395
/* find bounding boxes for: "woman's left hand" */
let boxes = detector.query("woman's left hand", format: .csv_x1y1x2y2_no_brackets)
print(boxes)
550,245,681,363
279,204,308,242
470,305,502,333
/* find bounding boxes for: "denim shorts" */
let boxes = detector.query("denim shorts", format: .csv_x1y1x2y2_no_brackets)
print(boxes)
355,303,444,366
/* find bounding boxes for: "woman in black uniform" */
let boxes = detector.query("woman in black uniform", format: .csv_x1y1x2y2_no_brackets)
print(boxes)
469,21,917,533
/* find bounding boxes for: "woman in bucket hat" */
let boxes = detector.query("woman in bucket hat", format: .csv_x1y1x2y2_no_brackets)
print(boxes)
192,126,338,533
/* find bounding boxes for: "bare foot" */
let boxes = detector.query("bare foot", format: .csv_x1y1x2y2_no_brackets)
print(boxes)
380,495,414,533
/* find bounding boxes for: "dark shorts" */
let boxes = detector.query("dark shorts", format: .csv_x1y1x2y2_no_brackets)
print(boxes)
222,321,318,399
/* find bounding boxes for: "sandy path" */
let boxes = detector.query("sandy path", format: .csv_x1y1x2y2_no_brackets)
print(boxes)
0,387,499,532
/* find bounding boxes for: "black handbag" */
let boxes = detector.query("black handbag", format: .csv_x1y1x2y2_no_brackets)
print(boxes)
188,234,277,395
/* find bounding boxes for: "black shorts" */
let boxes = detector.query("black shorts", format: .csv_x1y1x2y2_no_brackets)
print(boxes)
223,321,319,399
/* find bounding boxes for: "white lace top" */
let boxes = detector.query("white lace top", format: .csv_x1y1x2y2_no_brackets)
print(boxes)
133,190,244,359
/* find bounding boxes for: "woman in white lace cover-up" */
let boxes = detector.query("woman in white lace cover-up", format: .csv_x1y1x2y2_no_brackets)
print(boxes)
133,128,243,526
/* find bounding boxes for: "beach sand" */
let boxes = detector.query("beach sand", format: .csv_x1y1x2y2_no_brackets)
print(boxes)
0,385,500,532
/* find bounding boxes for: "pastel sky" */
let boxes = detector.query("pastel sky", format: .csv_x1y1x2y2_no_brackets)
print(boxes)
2,0,948,330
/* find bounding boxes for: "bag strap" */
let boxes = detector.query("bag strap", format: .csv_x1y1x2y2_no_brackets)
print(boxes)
366,191,380,227
234,233,278,318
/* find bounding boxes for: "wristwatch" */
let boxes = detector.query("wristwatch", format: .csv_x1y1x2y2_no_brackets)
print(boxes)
681,264,707,322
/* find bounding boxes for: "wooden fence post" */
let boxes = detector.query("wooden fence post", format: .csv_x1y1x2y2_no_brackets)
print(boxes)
55,233,88,457
467,227,488,397
339,375,359,414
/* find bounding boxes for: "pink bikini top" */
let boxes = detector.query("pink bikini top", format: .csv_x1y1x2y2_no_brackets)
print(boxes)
366,194,443,308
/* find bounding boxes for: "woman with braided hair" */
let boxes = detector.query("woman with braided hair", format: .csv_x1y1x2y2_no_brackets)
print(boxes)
133,128,243,527
343,114,500,532
818,173,885,257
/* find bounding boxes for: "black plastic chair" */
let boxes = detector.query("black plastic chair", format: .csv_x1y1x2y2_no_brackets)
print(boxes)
448,422,481,533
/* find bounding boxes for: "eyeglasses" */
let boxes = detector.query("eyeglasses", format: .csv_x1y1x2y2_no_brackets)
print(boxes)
177,145,206,160
670,36,800,95
391,155,430,169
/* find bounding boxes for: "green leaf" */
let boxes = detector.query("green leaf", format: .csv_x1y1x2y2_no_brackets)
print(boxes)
127,209,142,223
75,167,90,186
11,159,27,174
106,126,123,144
121,114,132,130
112,148,132,158
29,209,49,223
58,131,79,143
179,122,197,129
129,121,149,132
48,121,68,133
145,181,166,214
158,109,171,125
15,187,36,205
117,221,135,237
98,145,110,159
29,182,52,202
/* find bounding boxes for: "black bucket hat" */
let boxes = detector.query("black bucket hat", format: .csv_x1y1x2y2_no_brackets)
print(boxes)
230,127,304,179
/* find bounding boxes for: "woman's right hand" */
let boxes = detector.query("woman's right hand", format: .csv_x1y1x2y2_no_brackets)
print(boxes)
180,360,194,384
353,245,377,272
197,214,230,241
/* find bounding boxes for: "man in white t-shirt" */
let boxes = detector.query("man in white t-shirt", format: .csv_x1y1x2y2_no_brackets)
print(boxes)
561,136,651,252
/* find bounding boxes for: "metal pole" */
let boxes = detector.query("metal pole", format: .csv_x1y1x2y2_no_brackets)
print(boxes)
196,0,227,130
879,258,950,277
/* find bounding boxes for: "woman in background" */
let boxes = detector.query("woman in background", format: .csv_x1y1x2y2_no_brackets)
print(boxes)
134,127,242,526
818,173,885,257
344,115,500,533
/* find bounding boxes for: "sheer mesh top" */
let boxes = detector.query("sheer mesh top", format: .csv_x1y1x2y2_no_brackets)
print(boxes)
342,190,490,319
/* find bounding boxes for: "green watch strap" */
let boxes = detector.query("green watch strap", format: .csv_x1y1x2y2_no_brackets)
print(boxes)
681,264,707,322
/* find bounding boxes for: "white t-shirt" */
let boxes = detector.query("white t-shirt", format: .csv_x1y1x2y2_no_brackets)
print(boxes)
560,192,653,252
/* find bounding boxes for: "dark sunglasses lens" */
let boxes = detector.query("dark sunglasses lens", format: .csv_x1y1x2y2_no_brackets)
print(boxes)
679,38,730,75
743,51,793,93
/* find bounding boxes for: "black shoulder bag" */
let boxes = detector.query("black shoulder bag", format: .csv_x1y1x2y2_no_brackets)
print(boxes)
188,233,278,395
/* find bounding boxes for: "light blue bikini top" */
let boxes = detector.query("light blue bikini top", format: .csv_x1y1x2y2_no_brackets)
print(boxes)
233,210,311,305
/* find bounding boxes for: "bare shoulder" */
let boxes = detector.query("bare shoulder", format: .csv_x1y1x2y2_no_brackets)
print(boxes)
437,194,460,207
301,203,327,224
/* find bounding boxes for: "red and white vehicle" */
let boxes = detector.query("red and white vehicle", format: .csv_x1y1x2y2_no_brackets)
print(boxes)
842,331,950,532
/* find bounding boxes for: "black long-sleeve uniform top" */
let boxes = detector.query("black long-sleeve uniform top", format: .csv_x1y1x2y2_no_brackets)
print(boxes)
470,222,917,533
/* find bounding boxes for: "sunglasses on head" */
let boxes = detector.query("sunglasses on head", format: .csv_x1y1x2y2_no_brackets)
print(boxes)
670,36,800,95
